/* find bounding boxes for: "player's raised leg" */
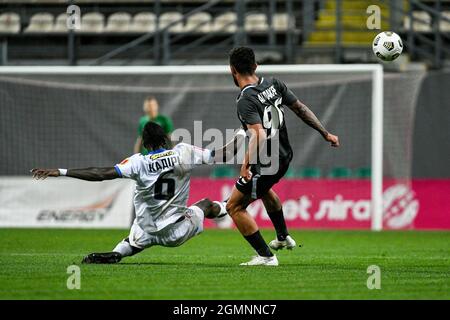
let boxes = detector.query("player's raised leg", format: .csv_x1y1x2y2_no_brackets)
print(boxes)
262,189,296,250
226,187,278,266
192,198,227,219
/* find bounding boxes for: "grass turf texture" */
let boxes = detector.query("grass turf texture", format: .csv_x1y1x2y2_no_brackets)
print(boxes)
0,229,449,299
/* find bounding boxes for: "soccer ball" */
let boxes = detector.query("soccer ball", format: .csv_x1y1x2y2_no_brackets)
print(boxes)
372,31,403,61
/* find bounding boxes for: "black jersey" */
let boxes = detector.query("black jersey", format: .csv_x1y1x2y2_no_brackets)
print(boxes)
236,76,298,172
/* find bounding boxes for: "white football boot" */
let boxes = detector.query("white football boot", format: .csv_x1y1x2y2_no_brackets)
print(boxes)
268,235,297,251
240,255,279,266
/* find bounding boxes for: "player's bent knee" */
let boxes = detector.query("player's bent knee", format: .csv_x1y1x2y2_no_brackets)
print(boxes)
226,201,242,217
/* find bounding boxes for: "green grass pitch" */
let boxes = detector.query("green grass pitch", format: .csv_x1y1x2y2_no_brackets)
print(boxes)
0,228,448,299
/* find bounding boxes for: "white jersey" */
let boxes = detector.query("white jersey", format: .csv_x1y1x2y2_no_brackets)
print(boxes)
115,143,213,234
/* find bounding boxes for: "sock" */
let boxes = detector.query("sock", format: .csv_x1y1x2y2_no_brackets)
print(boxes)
113,238,142,257
213,200,227,218
244,231,273,257
267,208,289,241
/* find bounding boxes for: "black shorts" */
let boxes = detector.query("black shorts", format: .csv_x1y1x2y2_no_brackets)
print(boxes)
235,161,290,199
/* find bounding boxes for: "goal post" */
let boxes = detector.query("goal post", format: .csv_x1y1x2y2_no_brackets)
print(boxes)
0,64,384,231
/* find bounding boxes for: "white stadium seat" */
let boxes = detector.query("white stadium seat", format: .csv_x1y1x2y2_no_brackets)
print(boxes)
0,12,20,34
185,12,212,33
403,11,432,32
159,12,184,33
52,13,68,33
105,12,131,33
213,12,236,33
245,13,268,32
78,12,104,33
273,13,293,31
24,13,54,33
440,11,450,32
130,12,156,33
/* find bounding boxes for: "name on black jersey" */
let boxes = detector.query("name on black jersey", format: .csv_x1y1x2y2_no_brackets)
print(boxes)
257,85,278,104
149,156,179,173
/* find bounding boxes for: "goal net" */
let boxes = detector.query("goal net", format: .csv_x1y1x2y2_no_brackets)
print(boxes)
0,65,425,230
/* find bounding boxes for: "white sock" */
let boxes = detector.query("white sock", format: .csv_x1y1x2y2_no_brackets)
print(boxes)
113,240,133,257
213,201,228,218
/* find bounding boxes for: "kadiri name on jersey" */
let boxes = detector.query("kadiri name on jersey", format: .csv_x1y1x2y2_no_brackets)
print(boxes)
149,151,179,172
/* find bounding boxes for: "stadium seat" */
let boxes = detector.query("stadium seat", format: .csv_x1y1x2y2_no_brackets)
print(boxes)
159,12,184,33
273,13,292,32
328,167,352,179
440,11,450,32
245,13,268,32
78,12,104,33
130,12,156,33
105,12,132,33
0,12,20,34
213,12,237,33
52,13,68,33
353,167,371,179
298,167,322,179
185,12,212,33
403,11,432,32
24,13,54,33
210,166,237,179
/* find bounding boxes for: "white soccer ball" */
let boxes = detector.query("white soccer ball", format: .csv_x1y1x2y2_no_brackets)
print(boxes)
372,31,403,61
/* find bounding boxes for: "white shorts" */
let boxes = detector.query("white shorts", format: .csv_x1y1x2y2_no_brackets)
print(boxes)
128,206,204,248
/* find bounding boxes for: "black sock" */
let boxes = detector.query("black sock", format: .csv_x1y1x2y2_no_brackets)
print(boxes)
267,208,289,241
244,231,273,257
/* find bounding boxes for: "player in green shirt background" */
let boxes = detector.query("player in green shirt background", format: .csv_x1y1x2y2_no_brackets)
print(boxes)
134,96,174,155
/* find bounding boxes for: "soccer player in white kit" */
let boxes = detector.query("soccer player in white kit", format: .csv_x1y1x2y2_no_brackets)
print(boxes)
31,122,244,264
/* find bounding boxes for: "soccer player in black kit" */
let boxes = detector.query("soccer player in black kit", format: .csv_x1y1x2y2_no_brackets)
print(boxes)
226,47,340,266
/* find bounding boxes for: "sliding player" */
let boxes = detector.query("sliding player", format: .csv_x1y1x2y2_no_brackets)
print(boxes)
31,122,245,264
226,47,340,266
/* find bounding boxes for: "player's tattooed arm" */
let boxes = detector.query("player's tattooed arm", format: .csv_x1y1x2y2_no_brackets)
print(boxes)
289,100,328,137
289,100,340,147
31,167,119,181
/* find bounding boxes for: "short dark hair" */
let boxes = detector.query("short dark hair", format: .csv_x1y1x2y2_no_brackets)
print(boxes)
144,96,156,103
229,47,256,75
142,121,168,151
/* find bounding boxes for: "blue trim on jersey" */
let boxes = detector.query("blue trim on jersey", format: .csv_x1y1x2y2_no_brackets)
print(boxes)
147,148,166,155
114,165,122,177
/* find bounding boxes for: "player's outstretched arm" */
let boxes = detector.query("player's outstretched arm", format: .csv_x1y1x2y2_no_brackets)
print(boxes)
31,167,119,181
212,128,246,163
288,100,340,147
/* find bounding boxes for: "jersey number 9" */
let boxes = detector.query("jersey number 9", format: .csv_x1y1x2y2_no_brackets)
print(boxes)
263,98,284,138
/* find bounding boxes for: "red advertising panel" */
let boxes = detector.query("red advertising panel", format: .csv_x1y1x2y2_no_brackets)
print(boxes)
188,179,450,230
